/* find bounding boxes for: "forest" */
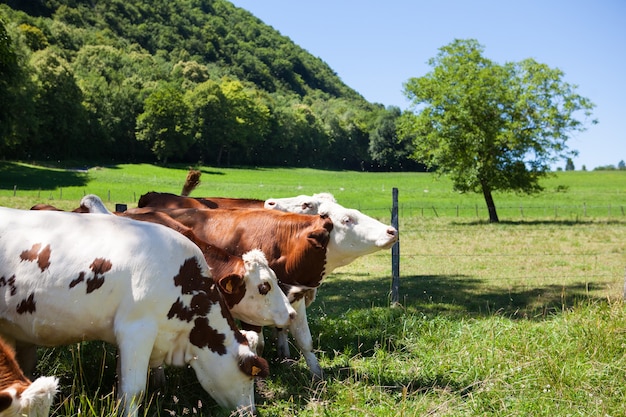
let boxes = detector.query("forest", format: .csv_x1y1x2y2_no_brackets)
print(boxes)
0,0,420,170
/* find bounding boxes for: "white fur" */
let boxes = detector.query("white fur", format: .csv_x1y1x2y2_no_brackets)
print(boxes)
18,376,59,417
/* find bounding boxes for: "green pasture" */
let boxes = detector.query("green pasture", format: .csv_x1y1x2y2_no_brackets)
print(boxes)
0,162,625,416
0,161,625,220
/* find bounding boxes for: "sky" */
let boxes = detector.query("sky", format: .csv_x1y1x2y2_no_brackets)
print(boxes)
229,0,625,171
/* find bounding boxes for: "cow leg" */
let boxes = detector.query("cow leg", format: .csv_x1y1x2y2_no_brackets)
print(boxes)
15,342,38,379
149,366,167,391
115,321,158,417
275,326,290,359
288,299,323,379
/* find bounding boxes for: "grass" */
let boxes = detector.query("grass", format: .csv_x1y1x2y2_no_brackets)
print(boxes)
1,161,625,416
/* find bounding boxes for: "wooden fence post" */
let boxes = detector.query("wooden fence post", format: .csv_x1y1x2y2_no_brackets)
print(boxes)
391,188,400,305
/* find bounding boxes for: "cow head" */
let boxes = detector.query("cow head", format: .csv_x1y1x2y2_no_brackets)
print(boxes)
264,193,336,214
188,329,268,415
78,194,111,214
0,377,58,417
317,201,398,271
219,249,296,327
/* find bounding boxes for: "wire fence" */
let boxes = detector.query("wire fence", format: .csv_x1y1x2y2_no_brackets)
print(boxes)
360,203,626,221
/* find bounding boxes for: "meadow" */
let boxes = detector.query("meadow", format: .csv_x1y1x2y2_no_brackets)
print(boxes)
0,161,625,416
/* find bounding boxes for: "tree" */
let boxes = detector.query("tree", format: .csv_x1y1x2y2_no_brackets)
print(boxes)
136,84,191,163
565,158,575,171
368,106,418,170
400,39,596,222
30,48,88,159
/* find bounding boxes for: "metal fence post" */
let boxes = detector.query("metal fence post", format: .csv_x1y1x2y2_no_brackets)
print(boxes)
391,188,400,305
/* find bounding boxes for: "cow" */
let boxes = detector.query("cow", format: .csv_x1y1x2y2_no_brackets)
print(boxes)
31,196,297,329
0,336,58,417
0,207,269,417
138,192,265,210
122,206,398,378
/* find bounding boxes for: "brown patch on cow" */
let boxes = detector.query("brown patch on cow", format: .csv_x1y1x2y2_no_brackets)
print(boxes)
173,258,214,296
168,294,212,322
36,245,51,271
0,276,17,296
69,272,85,289
67,258,111,293
168,257,245,351
189,317,226,354
19,243,52,272
138,192,264,210
85,258,111,293
16,293,36,314
19,244,41,262
167,298,194,322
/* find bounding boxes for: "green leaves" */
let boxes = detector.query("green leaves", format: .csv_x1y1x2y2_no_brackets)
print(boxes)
401,39,596,222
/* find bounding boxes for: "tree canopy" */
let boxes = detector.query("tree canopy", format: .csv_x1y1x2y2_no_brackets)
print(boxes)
0,0,413,171
400,39,596,222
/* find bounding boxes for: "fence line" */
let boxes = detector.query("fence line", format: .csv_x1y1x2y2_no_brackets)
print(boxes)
362,204,626,219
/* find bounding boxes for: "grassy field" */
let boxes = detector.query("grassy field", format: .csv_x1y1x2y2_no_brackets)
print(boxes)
0,162,625,416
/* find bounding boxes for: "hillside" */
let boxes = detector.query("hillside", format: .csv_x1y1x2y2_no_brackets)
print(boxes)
0,0,416,170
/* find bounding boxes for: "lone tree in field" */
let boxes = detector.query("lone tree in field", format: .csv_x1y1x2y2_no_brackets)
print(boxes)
400,39,596,222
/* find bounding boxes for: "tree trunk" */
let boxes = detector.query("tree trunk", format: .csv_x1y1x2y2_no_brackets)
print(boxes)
481,183,500,223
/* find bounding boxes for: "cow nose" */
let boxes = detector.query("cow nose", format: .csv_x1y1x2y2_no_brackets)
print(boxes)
388,227,398,238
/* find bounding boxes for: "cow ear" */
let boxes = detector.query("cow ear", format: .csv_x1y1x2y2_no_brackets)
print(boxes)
0,391,14,412
217,274,244,294
307,229,330,249
238,355,269,378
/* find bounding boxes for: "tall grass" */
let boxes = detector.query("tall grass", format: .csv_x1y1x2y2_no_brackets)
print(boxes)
1,162,625,416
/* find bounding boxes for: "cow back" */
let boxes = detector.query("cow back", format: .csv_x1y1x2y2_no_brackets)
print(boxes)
138,192,264,210
143,208,334,293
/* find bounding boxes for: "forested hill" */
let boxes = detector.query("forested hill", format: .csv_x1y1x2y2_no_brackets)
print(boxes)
0,0,418,170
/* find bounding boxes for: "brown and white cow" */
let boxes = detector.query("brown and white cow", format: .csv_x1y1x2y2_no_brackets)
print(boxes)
0,207,268,417
0,336,58,417
31,196,296,329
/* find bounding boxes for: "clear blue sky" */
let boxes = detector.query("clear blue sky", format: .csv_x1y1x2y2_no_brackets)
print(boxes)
230,0,625,170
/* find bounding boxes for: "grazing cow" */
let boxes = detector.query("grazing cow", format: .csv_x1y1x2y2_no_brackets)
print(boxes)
0,337,58,417
0,207,269,417
31,196,296,329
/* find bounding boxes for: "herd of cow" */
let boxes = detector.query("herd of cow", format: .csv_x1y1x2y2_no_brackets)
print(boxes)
0,173,398,417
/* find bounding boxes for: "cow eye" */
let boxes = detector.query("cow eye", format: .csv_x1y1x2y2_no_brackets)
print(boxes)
258,282,271,295
342,216,353,225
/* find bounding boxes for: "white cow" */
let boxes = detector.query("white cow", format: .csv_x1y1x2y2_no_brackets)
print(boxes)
264,196,398,377
0,336,58,417
0,207,269,417
264,192,337,214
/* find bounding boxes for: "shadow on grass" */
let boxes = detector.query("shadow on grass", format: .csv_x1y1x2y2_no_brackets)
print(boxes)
0,161,89,190
313,272,609,320
254,271,614,409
